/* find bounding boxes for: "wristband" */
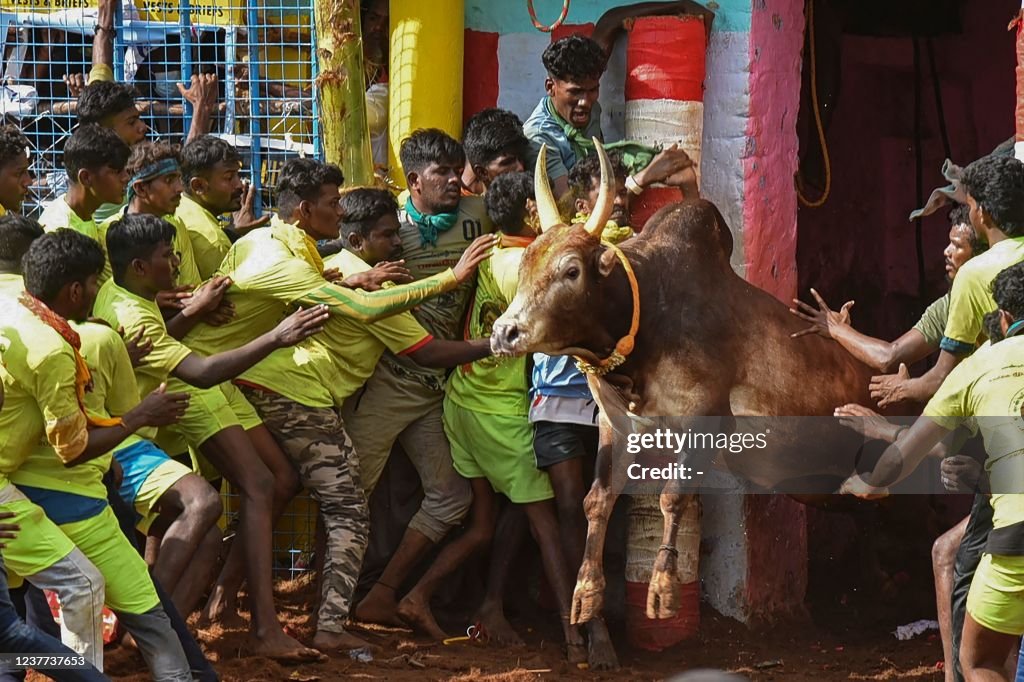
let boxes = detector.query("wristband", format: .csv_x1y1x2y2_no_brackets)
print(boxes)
625,174,644,196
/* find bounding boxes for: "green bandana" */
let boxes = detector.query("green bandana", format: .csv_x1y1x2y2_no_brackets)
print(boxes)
405,197,459,247
544,97,659,175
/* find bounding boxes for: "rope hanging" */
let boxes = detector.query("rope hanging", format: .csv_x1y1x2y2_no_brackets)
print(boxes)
527,0,571,33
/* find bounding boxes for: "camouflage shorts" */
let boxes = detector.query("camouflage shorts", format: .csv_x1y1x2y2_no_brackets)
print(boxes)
239,387,369,633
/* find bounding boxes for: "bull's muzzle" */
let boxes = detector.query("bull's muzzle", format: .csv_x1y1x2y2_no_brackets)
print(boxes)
490,318,523,356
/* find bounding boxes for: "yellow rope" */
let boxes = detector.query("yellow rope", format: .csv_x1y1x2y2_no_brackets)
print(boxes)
797,0,832,208
574,241,640,377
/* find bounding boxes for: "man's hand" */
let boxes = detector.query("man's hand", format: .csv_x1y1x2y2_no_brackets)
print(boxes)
838,473,889,500
272,305,329,347
181,277,231,319
834,403,901,442
634,144,694,188
63,72,86,99
0,511,19,549
941,455,983,493
790,288,853,339
123,383,189,431
156,285,194,312
202,299,235,327
453,234,499,284
870,363,912,409
322,268,344,283
342,261,413,291
231,181,270,235
122,326,153,367
176,73,218,117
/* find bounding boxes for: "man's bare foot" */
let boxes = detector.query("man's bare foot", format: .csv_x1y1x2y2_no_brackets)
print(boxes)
396,593,448,641
474,601,523,646
312,628,379,653
249,629,323,663
352,587,404,627
563,617,587,665
586,618,619,671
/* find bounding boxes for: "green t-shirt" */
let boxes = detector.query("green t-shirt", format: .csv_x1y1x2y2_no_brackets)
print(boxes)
446,239,530,416
39,195,113,285
924,335,1024,531
176,194,232,280
101,208,203,289
93,280,192,398
942,237,1024,354
0,301,88,485
912,293,950,348
11,322,148,499
381,196,494,391
187,217,458,408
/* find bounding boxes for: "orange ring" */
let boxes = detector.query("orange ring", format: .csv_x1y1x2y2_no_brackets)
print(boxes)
528,0,571,33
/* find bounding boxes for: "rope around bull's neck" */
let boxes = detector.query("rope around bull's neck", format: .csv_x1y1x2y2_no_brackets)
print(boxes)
574,241,640,377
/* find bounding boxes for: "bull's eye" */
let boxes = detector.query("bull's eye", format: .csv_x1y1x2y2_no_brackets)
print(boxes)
565,265,580,280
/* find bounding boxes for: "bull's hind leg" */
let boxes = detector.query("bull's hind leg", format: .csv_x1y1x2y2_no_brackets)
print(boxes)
647,480,689,619
571,418,628,626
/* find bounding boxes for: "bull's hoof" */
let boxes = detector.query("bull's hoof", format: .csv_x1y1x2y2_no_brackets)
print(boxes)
570,575,606,625
646,566,681,619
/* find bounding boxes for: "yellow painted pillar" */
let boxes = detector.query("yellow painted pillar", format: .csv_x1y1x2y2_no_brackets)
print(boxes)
387,0,464,187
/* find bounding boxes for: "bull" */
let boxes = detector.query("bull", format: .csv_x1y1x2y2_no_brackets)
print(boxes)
491,141,880,629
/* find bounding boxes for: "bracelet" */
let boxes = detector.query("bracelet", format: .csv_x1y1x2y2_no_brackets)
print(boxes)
658,544,679,557
892,425,909,442
94,25,115,33
625,174,644,196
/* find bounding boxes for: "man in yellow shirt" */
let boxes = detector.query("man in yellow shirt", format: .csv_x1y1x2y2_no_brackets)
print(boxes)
871,155,1024,408
39,124,130,285
95,213,327,662
842,260,1024,681
1,229,191,675
178,136,268,280
0,126,33,217
185,159,494,652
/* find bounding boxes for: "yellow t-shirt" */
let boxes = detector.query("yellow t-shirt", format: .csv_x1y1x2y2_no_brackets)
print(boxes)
924,335,1024,531
185,217,457,406
446,241,529,416
12,322,148,499
175,194,231,280
942,237,1024,354
93,280,192,398
101,208,202,289
0,302,88,486
39,195,113,285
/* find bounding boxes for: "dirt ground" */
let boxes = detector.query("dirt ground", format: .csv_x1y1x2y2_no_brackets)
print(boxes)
85,573,944,682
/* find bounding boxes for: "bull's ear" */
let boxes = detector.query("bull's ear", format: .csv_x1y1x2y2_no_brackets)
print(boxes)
599,247,619,277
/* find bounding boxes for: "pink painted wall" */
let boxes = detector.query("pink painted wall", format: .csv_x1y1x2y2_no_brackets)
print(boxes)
796,1,1017,346
744,0,805,302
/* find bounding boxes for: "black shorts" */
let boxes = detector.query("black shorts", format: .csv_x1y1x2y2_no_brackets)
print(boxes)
533,420,599,470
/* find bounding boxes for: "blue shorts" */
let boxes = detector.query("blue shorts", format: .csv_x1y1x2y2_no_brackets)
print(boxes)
114,440,173,508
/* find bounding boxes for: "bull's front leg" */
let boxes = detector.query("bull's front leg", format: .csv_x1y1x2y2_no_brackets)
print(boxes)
571,418,623,625
647,479,689,619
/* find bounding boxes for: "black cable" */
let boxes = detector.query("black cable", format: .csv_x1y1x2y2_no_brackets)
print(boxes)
926,36,953,161
913,35,926,303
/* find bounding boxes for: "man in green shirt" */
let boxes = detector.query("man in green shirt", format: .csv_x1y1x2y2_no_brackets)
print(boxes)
178,136,269,280
39,125,130,285
96,213,328,662
187,159,494,652
0,126,32,217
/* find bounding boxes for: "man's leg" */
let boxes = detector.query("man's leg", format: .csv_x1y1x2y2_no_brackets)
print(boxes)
523,499,586,664
936,517,970,682
470,502,528,645
953,494,996,682
146,471,223,614
0,559,106,682
59,506,191,682
242,387,372,652
361,397,473,626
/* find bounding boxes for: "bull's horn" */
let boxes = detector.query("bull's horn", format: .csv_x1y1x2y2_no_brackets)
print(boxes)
534,144,561,233
583,138,614,238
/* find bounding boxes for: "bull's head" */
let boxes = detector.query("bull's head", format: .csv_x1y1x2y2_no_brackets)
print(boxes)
491,140,627,362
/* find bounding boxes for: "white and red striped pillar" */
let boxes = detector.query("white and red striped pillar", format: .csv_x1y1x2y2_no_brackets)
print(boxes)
623,15,707,229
